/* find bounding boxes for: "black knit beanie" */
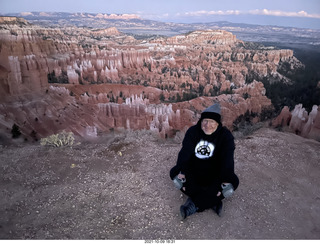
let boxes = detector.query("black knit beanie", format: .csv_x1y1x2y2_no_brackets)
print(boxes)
200,103,221,124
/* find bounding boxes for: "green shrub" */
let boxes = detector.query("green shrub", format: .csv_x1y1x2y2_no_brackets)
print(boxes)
40,131,75,147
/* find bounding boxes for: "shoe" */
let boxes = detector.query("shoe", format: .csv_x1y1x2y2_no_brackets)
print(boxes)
180,198,198,220
212,201,223,217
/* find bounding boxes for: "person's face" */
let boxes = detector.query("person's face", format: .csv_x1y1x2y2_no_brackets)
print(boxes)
201,118,219,135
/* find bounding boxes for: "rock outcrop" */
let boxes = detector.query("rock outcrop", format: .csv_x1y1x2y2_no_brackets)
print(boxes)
0,17,303,140
273,104,320,141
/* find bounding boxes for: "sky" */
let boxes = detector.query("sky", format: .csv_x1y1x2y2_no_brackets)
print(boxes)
1,0,320,29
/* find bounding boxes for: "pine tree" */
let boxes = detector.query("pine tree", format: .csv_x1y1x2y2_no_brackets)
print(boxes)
11,124,21,138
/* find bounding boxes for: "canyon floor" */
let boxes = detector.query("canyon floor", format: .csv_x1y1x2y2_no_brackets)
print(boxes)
0,127,319,240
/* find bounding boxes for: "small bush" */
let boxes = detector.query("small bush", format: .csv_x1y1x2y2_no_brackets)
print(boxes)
40,131,75,147
11,124,21,138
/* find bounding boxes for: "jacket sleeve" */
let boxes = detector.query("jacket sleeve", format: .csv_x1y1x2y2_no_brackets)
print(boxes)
169,126,197,179
218,129,239,190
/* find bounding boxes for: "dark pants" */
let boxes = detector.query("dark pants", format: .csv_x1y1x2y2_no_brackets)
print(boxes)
170,166,239,211
181,180,222,211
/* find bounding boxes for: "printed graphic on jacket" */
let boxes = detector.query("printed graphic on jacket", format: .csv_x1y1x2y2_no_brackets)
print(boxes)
195,140,215,159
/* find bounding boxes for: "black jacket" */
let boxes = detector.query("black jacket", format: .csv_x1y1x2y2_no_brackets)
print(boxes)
170,121,239,191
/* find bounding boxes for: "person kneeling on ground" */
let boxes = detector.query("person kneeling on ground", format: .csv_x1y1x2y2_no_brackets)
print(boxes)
170,103,239,219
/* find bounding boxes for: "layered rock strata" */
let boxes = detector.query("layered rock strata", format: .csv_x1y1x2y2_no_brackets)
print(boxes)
0,81,272,140
0,17,301,139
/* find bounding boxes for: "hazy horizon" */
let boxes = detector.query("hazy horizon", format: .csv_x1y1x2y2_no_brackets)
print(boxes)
1,0,320,29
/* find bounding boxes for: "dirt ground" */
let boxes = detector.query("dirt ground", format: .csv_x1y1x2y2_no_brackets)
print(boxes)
0,127,319,240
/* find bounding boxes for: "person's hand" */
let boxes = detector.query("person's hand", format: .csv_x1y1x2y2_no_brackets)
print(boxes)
177,173,186,191
177,173,185,180
217,182,230,196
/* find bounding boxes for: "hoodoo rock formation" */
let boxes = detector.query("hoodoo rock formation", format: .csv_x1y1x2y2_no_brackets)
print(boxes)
0,17,304,140
273,105,320,141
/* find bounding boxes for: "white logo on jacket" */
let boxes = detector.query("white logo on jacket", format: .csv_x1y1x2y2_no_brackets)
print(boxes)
195,140,215,159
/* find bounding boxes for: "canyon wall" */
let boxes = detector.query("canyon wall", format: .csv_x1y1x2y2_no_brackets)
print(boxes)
273,105,320,141
0,17,304,140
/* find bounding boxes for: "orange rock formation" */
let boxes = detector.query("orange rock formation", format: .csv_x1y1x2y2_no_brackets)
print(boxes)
0,17,305,140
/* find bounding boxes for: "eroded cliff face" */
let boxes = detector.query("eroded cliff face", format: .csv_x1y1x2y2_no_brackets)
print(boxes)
0,17,303,140
273,105,320,141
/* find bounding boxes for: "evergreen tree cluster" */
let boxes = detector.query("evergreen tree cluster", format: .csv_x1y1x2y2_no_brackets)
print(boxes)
262,46,320,113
